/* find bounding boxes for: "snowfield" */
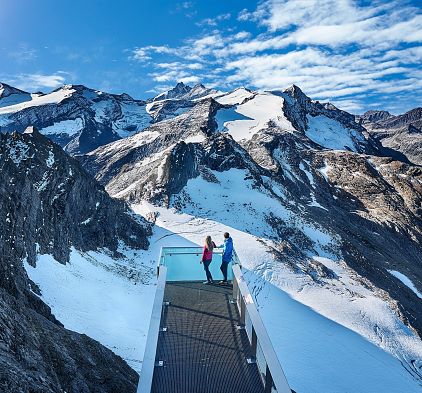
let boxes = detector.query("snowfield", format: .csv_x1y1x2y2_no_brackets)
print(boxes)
23,227,196,373
306,114,364,151
0,87,75,115
215,92,296,141
40,118,84,136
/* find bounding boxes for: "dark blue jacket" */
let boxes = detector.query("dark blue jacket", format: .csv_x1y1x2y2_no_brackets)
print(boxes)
222,237,233,263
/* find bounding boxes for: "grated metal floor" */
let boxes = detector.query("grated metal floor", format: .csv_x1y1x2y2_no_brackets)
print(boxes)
151,281,265,393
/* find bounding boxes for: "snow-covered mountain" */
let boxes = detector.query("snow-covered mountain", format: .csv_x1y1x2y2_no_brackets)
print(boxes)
0,82,223,156
3,80,422,392
0,84,152,155
0,127,152,391
80,83,422,391
360,107,422,165
0,82,38,107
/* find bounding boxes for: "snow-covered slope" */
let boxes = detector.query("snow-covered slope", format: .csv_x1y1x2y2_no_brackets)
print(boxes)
24,246,156,373
0,85,75,114
215,91,296,141
131,197,422,392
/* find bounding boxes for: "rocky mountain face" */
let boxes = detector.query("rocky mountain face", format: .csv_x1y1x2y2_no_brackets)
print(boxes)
0,127,151,392
81,84,422,375
359,108,422,165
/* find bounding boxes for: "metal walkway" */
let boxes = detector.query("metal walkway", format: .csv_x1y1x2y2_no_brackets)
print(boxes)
151,282,264,393
137,247,292,393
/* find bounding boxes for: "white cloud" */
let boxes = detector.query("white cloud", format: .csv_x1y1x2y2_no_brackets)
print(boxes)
12,73,67,91
132,45,178,61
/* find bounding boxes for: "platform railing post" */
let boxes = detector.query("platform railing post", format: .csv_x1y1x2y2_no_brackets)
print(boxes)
233,273,239,302
265,364,274,393
240,294,246,326
251,326,257,359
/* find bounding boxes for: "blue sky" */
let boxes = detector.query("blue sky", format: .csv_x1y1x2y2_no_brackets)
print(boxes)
1,0,421,113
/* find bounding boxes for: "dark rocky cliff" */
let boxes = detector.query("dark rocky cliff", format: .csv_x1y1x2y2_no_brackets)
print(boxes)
0,127,151,392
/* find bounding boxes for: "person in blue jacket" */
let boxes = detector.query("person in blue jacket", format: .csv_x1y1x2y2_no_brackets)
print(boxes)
219,232,233,284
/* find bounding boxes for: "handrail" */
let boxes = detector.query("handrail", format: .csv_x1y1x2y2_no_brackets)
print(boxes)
137,265,167,393
232,264,292,393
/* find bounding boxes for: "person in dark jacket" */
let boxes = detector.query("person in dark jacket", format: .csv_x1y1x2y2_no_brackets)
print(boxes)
219,232,233,284
200,236,216,284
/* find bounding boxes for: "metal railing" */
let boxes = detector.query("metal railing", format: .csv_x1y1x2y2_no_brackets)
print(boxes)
232,263,292,393
137,247,292,393
136,265,167,393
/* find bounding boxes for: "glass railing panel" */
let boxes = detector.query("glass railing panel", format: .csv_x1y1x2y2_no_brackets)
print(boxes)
160,247,234,282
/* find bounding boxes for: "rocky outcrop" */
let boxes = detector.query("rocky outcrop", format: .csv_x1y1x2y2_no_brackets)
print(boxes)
151,82,218,102
358,110,394,124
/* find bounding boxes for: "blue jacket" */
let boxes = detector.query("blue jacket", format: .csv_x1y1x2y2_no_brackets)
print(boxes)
222,237,233,263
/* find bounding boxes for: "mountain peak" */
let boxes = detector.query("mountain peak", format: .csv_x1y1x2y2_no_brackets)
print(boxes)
0,82,29,98
283,84,308,102
151,82,219,102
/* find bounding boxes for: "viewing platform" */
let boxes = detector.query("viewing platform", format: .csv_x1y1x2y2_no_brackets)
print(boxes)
137,247,292,393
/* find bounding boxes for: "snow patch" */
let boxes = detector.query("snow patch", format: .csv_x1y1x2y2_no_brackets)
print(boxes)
306,115,363,151
46,150,55,168
0,88,76,115
215,93,295,141
389,270,422,299
40,118,84,136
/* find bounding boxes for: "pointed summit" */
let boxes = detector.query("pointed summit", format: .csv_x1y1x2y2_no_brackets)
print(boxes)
152,82,192,102
0,83,32,107
283,84,310,105
0,82,29,98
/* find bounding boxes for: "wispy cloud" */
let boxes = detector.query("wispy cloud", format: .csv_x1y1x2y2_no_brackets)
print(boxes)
132,0,422,113
196,13,231,27
10,72,68,91
8,44,37,62
132,45,178,61
173,1,197,18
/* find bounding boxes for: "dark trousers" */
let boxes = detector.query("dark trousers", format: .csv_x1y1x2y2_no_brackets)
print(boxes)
220,261,229,281
203,260,213,282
